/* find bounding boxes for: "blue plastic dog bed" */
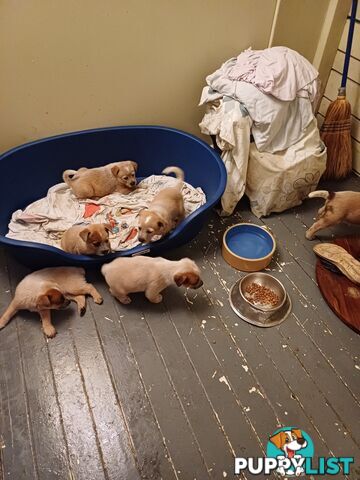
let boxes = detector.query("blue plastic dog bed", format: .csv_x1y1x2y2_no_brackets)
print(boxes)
0,126,226,267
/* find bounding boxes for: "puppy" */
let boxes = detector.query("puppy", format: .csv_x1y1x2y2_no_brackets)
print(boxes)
61,223,112,255
138,166,185,243
306,190,360,240
269,429,307,476
101,256,203,304
0,267,103,338
63,160,138,198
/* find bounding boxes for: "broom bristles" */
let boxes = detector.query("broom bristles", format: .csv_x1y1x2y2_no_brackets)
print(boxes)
320,94,352,180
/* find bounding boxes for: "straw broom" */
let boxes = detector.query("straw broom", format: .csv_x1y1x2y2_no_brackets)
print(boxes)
320,0,357,180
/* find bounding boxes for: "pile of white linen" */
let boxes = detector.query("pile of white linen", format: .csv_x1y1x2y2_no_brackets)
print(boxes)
199,47,326,216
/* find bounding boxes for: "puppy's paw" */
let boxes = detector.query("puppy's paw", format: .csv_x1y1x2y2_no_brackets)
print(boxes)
79,306,86,317
94,295,103,305
43,326,57,338
118,295,131,305
149,294,163,304
305,230,315,240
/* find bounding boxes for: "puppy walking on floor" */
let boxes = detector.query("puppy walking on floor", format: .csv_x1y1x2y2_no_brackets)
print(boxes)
102,256,203,304
306,190,360,239
0,267,103,338
138,166,185,243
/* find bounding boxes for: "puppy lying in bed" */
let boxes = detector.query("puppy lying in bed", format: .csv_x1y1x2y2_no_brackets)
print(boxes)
306,190,360,240
138,166,185,243
61,223,112,255
63,160,138,198
0,267,103,338
102,256,203,304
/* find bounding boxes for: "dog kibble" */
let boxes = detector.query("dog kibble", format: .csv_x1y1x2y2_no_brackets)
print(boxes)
244,282,280,307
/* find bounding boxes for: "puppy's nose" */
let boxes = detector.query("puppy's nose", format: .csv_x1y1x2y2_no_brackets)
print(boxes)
297,437,306,445
138,236,145,243
130,181,136,186
193,280,203,289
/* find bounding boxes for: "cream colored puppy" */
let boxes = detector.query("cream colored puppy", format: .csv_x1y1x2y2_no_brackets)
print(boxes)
61,223,112,255
101,256,203,304
138,166,185,243
63,160,138,198
0,267,103,338
306,190,360,239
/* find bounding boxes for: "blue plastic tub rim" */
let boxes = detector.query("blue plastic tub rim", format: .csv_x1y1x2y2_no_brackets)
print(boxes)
0,125,227,262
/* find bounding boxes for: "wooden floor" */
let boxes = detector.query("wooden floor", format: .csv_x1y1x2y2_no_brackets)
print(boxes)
1,176,360,480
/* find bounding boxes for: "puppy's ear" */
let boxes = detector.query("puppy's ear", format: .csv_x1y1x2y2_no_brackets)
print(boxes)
130,161,138,172
37,289,64,309
292,429,302,440
79,228,90,243
269,431,285,449
174,273,186,287
46,288,65,305
137,208,147,219
111,165,120,177
36,294,51,309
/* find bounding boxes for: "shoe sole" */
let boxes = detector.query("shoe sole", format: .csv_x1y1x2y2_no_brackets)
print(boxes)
313,243,360,285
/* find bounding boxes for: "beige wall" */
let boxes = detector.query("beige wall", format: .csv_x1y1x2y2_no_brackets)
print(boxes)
269,0,330,63
0,0,276,153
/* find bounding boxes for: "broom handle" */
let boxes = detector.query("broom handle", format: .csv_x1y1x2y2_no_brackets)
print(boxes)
341,0,358,89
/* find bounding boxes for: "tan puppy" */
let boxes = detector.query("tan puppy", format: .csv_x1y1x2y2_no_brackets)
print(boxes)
101,256,203,304
138,166,185,243
306,190,360,240
63,160,138,198
61,223,112,255
0,267,103,338
269,429,307,476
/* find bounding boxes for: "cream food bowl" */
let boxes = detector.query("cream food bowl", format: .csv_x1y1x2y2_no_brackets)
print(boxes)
222,223,276,272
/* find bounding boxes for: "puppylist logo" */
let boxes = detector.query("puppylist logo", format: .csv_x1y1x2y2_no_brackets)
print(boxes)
235,427,354,477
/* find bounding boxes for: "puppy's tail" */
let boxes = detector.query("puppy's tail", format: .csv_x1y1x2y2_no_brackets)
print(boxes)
308,190,330,200
63,169,78,184
162,166,184,190
0,300,18,330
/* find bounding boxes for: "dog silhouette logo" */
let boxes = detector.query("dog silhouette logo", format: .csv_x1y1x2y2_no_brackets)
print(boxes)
266,427,314,477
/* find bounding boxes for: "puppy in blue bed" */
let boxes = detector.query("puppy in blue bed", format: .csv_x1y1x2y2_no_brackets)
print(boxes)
63,160,137,199
137,166,185,243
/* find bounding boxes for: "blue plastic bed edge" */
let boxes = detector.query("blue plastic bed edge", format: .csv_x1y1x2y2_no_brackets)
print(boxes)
0,125,227,265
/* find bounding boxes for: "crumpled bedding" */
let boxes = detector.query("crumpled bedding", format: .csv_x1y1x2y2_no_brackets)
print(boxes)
227,47,319,103
199,94,326,217
7,175,206,251
200,57,315,154
245,119,327,217
199,96,252,215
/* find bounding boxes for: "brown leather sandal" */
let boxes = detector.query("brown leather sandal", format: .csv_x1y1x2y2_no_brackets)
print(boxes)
313,243,360,285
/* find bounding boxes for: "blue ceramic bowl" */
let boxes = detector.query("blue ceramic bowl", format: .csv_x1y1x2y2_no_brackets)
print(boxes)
222,223,276,271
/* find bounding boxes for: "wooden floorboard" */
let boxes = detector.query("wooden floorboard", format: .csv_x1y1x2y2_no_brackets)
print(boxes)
0,175,359,479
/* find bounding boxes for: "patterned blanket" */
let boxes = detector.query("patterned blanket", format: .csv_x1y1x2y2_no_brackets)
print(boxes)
7,175,206,251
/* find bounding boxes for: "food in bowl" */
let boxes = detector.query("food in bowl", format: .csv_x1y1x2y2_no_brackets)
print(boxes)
244,282,280,308
239,272,287,313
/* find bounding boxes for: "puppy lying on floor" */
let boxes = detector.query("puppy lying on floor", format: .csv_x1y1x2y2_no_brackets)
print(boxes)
138,166,185,243
0,267,103,338
101,256,203,304
61,223,112,255
306,190,360,240
63,160,138,198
